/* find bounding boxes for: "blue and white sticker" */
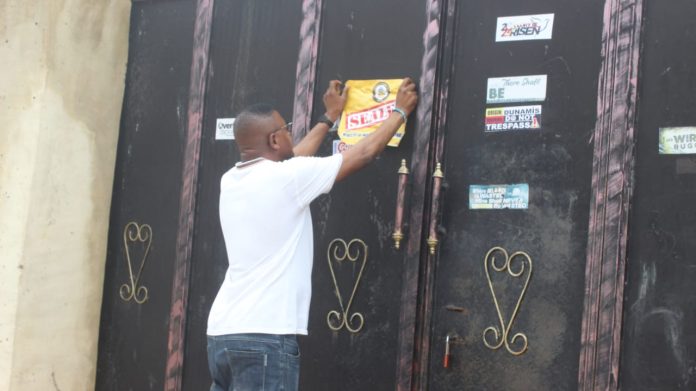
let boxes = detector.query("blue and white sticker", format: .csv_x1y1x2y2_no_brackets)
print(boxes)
469,184,529,210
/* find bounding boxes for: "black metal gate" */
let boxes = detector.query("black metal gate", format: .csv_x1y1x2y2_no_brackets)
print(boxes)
96,1,696,390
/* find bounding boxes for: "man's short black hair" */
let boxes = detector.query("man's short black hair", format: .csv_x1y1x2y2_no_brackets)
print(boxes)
234,103,276,139
240,103,275,116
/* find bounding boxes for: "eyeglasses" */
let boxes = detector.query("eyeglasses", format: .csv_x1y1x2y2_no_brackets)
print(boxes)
271,122,293,134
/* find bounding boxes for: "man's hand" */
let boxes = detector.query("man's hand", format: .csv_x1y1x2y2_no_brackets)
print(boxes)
395,78,418,116
293,80,348,157
323,80,349,122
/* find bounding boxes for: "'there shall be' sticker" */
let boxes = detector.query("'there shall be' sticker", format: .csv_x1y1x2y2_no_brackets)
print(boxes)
487,75,547,104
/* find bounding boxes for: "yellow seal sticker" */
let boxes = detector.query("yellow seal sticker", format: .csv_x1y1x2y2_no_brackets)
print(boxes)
337,79,405,147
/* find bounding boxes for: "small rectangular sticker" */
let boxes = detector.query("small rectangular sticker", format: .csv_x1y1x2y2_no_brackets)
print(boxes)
215,118,235,140
332,139,351,155
659,127,696,154
485,105,541,132
496,14,555,42
487,75,547,104
469,184,529,210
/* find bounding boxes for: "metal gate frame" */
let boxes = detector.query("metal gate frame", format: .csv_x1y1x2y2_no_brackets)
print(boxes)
154,0,646,390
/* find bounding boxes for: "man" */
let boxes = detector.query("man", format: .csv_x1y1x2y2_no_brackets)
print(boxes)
207,78,418,391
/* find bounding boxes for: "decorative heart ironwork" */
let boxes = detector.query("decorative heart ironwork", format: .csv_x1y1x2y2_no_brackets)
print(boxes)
482,246,533,356
326,238,368,333
119,221,152,304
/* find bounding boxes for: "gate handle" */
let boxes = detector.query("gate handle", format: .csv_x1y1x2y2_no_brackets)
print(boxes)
427,163,444,254
392,159,409,249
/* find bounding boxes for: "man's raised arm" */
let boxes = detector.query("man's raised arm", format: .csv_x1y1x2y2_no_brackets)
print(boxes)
293,80,348,157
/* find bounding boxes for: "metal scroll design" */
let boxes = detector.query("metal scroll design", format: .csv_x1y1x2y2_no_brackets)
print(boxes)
326,238,368,333
483,247,533,356
120,222,152,304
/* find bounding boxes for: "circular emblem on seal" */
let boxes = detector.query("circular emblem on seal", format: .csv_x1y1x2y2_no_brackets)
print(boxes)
372,82,390,103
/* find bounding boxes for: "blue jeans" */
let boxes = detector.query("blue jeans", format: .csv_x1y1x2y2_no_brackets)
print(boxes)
207,334,300,391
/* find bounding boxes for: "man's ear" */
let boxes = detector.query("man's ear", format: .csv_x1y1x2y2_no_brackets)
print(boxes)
268,132,280,151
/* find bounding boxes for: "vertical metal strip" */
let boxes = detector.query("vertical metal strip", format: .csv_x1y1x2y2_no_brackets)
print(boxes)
394,1,447,390
578,0,643,390
164,0,215,390
410,1,457,390
292,0,323,144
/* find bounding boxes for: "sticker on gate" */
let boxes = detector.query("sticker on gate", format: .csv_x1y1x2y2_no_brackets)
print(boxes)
485,105,541,132
496,14,554,42
332,139,351,155
337,79,406,147
486,75,547,104
469,184,529,210
659,127,696,154
215,118,235,140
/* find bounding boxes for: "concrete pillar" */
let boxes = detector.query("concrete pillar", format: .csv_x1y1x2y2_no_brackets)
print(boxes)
0,0,131,389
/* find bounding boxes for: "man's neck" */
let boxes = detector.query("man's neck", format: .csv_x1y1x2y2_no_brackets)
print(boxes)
235,156,266,168
240,151,280,162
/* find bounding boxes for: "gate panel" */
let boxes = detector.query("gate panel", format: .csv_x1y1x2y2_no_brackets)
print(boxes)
181,0,303,389
426,1,604,390
620,1,696,389
95,1,196,390
299,1,425,390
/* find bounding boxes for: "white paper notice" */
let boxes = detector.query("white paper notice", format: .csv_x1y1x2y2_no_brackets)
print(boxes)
216,118,235,140
487,75,547,104
496,14,555,42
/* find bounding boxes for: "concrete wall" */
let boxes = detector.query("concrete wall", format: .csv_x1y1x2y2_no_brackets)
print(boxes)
0,0,131,389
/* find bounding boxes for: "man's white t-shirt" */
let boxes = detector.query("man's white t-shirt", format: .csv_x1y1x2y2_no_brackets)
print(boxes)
207,154,343,336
